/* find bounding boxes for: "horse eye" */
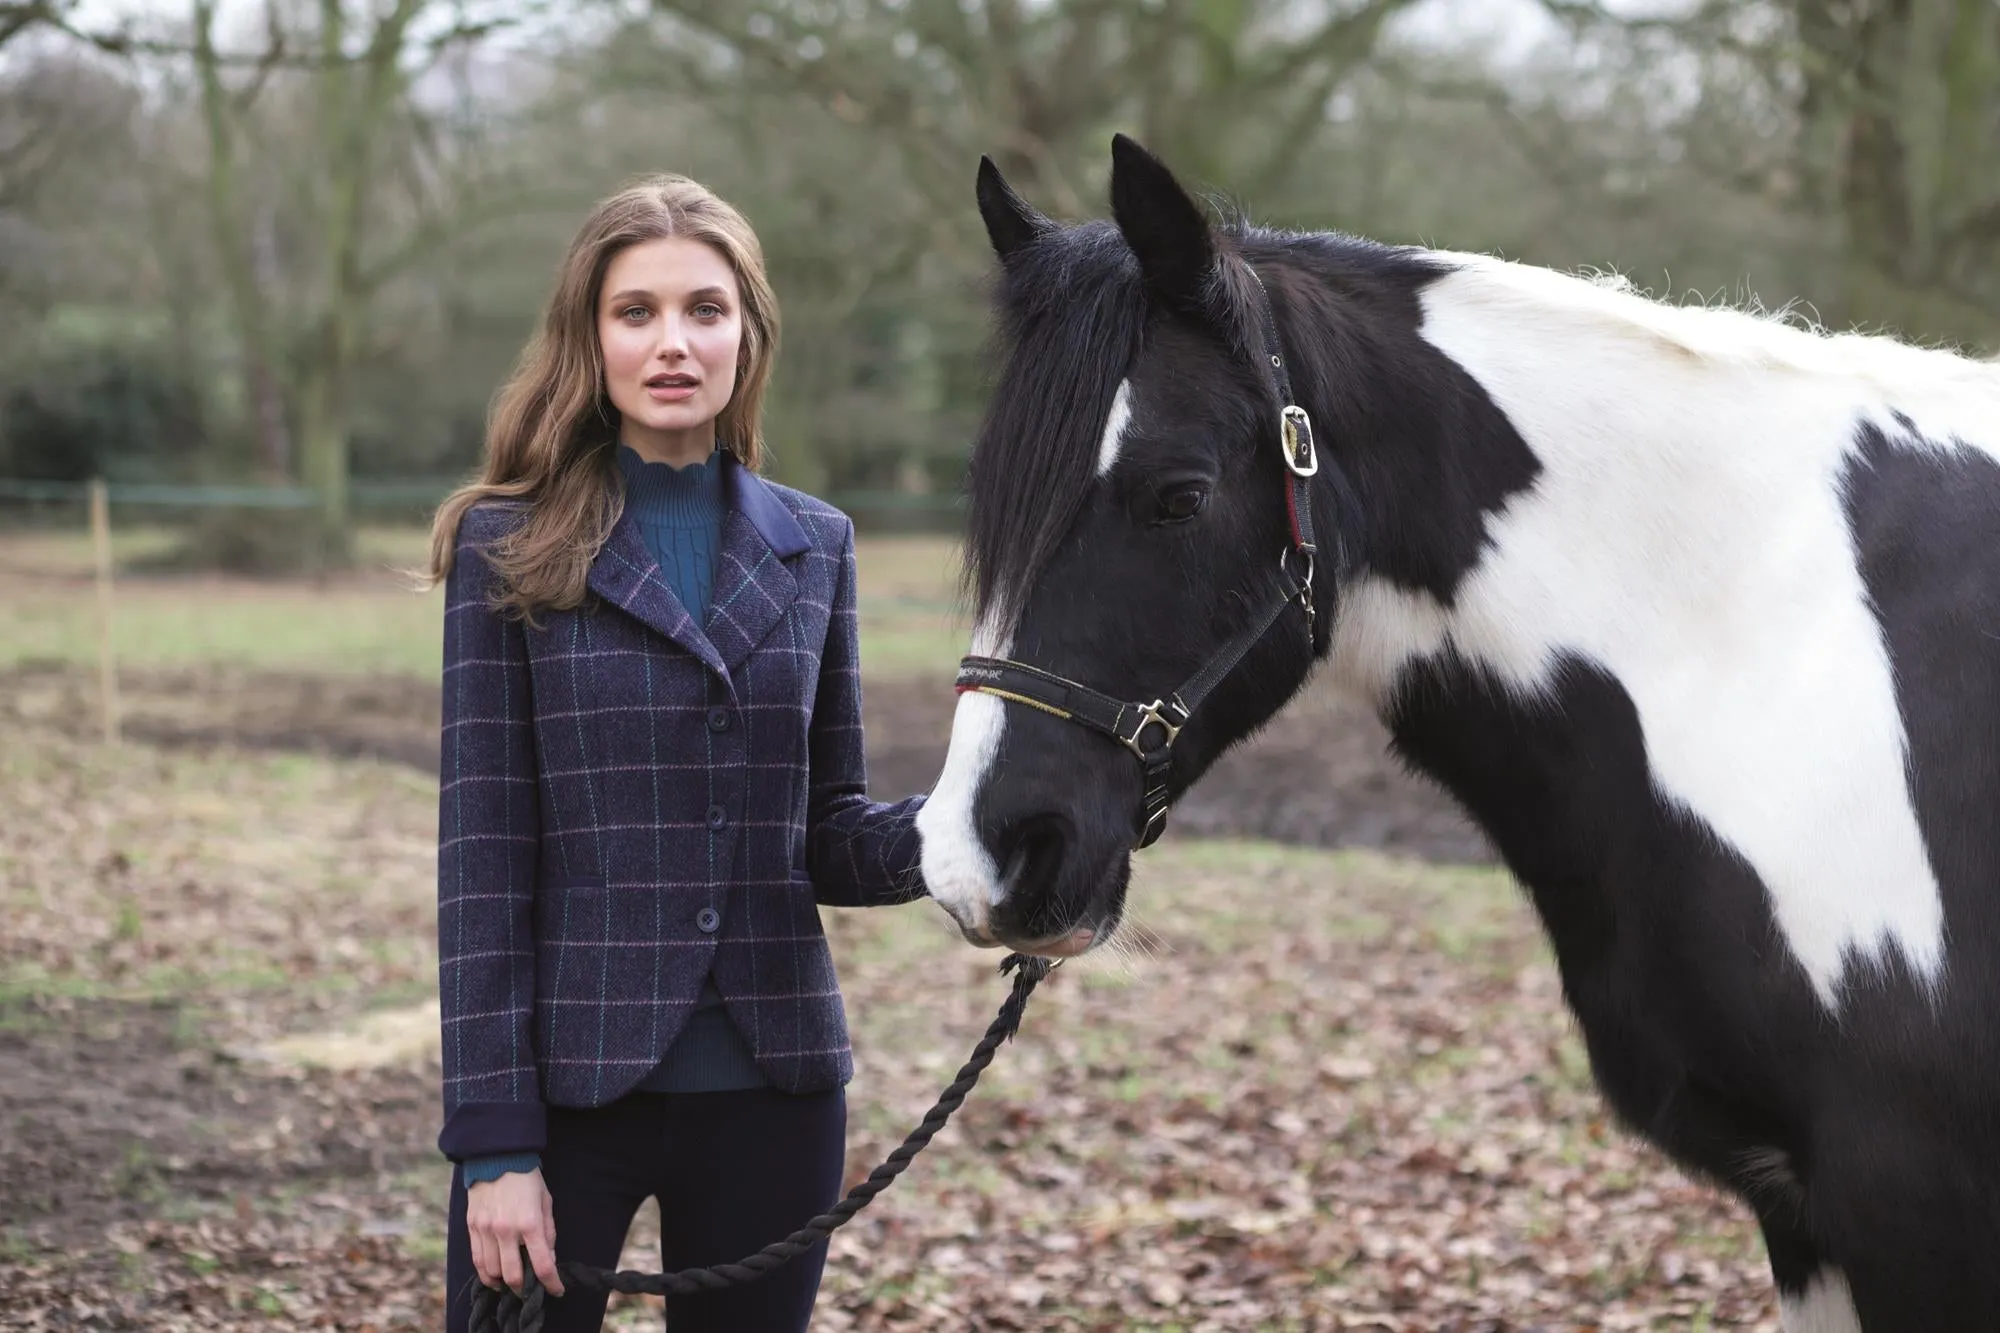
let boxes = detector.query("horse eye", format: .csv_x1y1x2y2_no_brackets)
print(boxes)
1156,486,1208,524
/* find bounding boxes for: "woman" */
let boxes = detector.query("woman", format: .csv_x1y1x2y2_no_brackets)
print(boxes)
425,175,928,1333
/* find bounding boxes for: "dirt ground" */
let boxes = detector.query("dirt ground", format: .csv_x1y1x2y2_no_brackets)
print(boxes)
1,664,1787,1331
0,660,1493,866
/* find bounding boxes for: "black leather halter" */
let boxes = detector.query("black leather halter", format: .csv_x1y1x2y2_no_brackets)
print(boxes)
954,264,1322,850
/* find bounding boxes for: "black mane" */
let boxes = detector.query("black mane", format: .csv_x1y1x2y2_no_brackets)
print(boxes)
963,217,1285,630
962,221,1147,630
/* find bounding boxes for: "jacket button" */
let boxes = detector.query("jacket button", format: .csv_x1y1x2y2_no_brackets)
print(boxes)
695,906,721,933
706,804,727,829
707,706,731,733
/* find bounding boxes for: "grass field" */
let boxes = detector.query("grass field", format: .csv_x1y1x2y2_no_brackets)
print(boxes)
0,523,1778,1329
0,525,969,681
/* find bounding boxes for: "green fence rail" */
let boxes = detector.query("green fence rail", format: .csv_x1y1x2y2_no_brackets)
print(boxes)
0,478,447,509
0,478,963,518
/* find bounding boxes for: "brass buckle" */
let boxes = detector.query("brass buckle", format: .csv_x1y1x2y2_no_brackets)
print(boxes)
1281,404,1317,477
1121,697,1189,761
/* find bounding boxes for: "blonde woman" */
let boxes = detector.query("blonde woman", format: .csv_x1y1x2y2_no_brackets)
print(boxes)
426,176,927,1332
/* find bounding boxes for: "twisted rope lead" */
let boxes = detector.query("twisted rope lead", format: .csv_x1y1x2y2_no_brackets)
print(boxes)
467,953,1056,1333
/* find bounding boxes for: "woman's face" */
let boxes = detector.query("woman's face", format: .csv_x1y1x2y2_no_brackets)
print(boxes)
597,236,744,464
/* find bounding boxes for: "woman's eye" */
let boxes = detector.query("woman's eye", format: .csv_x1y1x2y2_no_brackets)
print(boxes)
1156,486,1208,524
621,306,650,322
694,303,723,319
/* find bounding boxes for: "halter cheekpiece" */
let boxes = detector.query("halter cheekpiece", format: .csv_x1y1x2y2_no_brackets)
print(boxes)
954,262,1323,849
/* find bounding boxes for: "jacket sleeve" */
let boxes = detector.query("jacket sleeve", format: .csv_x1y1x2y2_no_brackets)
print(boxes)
436,507,547,1162
805,518,929,908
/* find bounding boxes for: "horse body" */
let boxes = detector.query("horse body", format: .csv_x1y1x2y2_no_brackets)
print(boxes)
919,136,2000,1328
1335,254,2000,1329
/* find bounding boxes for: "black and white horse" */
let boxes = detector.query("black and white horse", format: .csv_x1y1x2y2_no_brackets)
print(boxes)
914,136,2000,1330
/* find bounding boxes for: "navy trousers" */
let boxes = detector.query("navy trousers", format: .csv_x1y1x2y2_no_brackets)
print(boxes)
444,1087,847,1333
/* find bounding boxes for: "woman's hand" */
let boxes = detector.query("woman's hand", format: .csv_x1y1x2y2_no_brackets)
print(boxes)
466,1168,564,1296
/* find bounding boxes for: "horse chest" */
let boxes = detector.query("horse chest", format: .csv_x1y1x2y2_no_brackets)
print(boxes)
1379,654,1833,1043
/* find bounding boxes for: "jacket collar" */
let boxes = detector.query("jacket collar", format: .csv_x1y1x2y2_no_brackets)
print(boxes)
584,452,809,680
705,456,806,673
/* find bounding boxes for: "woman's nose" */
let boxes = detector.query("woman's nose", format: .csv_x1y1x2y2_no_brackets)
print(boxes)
654,316,690,358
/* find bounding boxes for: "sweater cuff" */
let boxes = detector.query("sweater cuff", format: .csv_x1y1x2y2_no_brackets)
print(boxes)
462,1152,542,1185
439,1100,548,1163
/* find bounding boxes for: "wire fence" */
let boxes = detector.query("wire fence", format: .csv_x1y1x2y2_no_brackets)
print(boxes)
0,477,962,531
0,475,964,745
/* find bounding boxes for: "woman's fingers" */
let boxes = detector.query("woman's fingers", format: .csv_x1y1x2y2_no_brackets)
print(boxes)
498,1232,526,1292
470,1229,501,1289
467,1172,558,1295
524,1230,564,1297
534,1183,564,1295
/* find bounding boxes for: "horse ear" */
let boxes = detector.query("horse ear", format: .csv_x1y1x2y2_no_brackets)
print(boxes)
1109,133,1215,312
976,155,1050,264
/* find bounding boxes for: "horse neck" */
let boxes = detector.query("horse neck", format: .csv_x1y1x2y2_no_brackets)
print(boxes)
1304,249,1882,713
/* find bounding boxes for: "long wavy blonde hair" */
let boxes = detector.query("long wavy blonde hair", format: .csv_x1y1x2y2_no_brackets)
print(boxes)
425,174,780,617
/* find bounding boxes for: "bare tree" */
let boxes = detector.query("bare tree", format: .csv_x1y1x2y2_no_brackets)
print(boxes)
38,0,559,559
0,0,68,50
1540,0,2000,347
643,0,1424,224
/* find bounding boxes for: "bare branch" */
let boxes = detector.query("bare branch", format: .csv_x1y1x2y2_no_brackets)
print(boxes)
40,6,515,68
1262,0,1427,87
0,0,69,50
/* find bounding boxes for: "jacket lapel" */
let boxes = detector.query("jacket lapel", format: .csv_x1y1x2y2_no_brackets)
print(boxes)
585,507,730,680
704,457,808,674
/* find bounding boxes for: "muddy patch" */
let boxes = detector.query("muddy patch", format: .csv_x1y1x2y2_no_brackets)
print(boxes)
2,662,1491,864
0,997,437,1235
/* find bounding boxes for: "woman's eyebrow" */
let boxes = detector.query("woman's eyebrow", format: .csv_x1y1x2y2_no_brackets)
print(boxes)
604,286,731,305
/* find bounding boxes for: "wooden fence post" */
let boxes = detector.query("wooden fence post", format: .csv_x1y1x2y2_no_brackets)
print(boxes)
89,478,120,746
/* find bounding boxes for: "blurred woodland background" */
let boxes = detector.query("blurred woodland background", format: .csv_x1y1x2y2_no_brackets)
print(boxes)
3,0,1997,564
4,3,1999,1328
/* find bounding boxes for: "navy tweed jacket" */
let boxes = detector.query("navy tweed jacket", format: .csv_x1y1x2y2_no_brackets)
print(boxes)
436,457,927,1163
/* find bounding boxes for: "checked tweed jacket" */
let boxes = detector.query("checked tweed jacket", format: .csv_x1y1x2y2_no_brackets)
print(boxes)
436,457,927,1163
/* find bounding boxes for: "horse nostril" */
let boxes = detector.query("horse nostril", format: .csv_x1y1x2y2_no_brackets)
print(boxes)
998,813,1074,935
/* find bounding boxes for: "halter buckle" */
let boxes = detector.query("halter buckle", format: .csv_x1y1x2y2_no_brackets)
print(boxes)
1280,405,1317,477
1120,697,1189,762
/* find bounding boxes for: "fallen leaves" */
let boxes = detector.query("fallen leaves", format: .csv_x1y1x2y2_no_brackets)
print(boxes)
1,711,1779,1330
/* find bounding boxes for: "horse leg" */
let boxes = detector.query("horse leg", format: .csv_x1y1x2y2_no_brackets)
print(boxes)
1760,1211,1861,1333
1793,1114,2000,1332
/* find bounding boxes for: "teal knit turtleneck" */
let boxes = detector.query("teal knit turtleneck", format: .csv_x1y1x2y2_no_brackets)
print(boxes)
616,443,725,626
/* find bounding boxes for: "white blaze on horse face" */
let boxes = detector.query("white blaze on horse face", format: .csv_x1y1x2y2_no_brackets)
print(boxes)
1780,1268,1863,1333
917,610,1011,936
1095,379,1134,477
923,379,1135,935
1328,253,1955,1009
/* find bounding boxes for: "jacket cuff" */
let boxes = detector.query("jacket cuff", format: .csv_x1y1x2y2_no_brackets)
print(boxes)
439,1100,548,1163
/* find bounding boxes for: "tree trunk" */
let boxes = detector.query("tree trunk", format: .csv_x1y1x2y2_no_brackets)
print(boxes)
295,344,352,568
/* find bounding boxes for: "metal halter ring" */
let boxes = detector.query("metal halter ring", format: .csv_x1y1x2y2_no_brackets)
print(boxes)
1281,545,1317,631
1281,545,1315,597
1120,697,1189,762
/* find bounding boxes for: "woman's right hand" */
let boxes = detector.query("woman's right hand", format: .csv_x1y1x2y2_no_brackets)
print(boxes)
466,1168,564,1296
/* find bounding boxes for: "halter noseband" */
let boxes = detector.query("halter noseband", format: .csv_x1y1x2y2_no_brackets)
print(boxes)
954,264,1323,850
